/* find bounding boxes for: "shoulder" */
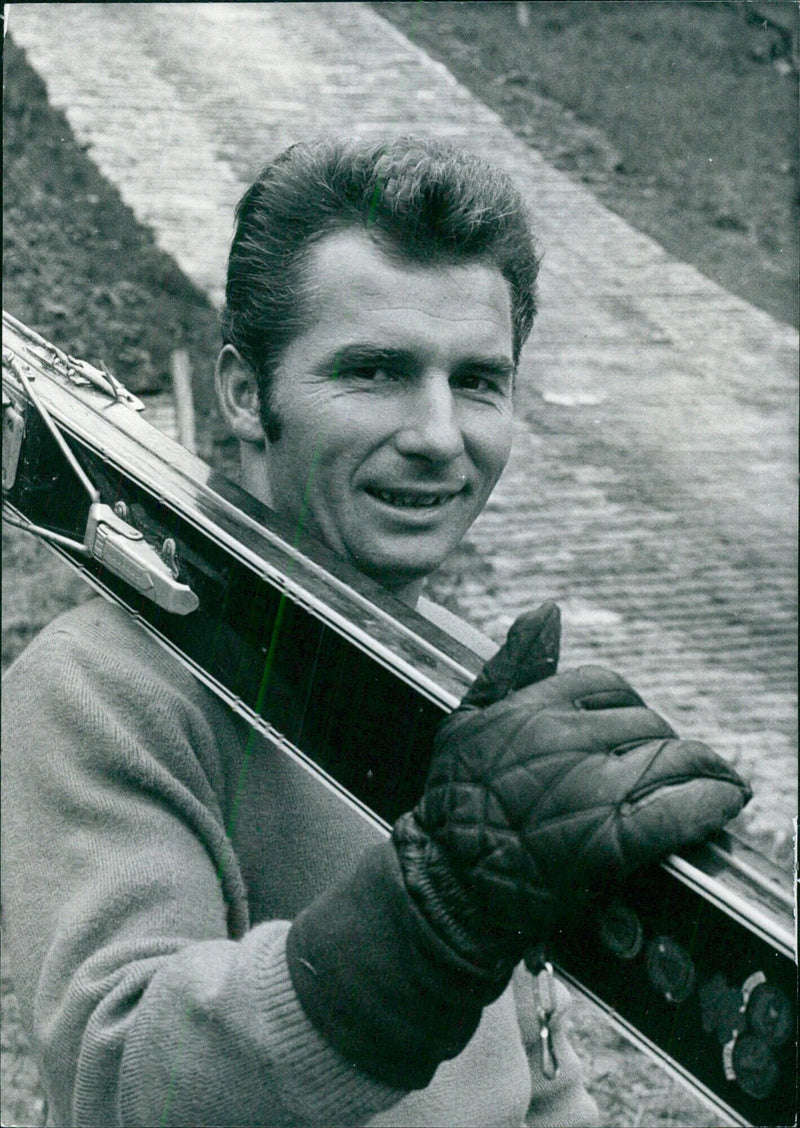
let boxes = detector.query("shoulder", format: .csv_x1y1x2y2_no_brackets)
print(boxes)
4,597,204,704
2,598,243,789
6,594,169,661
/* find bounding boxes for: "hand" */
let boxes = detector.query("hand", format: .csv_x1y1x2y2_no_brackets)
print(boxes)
288,603,751,1089
394,602,751,968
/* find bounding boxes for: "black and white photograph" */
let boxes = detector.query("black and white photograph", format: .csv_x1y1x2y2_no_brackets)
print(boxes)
2,3,797,1126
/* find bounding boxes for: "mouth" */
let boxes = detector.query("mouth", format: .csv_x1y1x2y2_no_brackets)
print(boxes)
365,487,463,510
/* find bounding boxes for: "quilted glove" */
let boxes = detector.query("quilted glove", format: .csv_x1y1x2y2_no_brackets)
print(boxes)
394,601,752,973
287,602,750,1091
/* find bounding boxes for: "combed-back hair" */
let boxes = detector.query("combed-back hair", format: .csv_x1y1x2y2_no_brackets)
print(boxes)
221,136,540,438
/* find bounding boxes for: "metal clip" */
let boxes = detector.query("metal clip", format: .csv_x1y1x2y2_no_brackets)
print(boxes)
526,946,559,1079
85,503,199,615
2,400,25,491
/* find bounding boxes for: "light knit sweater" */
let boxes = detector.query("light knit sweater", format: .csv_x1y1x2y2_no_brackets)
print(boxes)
1,598,598,1128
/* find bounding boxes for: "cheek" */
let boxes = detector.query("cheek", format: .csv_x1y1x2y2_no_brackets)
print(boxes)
295,429,364,507
470,409,514,489
279,385,379,456
271,405,339,484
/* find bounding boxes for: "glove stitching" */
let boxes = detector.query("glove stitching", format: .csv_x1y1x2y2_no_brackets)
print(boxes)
624,770,746,808
444,705,513,748
510,751,595,830
444,708,537,787
573,685,645,710
571,805,629,877
612,736,669,756
625,738,671,797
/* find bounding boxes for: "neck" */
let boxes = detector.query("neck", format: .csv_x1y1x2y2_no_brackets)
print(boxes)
381,576,424,609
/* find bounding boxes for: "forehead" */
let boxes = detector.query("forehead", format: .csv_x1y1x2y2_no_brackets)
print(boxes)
297,228,513,358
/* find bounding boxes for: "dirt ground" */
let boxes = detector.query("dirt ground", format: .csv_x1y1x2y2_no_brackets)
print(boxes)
1,8,796,1126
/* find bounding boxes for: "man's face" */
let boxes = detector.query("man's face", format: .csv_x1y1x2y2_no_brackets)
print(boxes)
261,229,515,603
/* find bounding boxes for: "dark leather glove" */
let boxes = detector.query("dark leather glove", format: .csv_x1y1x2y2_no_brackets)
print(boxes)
394,601,752,972
288,602,751,1090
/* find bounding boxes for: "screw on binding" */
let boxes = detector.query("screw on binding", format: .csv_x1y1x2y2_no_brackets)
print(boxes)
161,537,180,579
2,348,198,615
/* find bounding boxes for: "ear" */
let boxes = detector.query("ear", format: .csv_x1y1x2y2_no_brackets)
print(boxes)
215,345,266,443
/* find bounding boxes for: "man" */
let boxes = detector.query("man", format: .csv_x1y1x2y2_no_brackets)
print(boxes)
1,137,749,1127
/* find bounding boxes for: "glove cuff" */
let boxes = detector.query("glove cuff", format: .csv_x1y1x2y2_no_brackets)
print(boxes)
393,812,525,975
287,837,512,1091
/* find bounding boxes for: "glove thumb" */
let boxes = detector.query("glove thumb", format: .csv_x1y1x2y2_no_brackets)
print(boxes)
461,602,560,710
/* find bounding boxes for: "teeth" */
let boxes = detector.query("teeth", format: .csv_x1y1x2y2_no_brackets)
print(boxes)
374,490,446,508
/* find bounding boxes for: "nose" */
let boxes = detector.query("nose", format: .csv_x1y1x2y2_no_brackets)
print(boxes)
393,373,465,464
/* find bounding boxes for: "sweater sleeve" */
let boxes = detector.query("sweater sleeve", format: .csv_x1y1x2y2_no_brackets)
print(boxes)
0,603,403,1128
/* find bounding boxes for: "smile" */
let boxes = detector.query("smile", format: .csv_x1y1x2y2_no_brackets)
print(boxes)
367,488,459,509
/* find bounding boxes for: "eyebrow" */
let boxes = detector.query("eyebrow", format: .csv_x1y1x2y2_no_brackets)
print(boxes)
320,343,515,382
324,344,415,377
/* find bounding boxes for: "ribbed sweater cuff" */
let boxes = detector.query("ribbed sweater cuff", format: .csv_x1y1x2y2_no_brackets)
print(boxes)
252,923,404,1125
286,840,511,1090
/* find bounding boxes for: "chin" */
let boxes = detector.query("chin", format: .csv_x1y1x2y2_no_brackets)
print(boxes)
366,559,445,597
346,533,461,594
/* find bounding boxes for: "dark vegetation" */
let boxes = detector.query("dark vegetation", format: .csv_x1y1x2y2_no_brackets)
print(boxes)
3,34,222,397
375,0,799,327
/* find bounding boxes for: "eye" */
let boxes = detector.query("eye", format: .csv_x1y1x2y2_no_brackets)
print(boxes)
342,364,401,383
452,371,501,394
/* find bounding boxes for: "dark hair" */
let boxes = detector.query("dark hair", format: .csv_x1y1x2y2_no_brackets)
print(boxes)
221,136,540,437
